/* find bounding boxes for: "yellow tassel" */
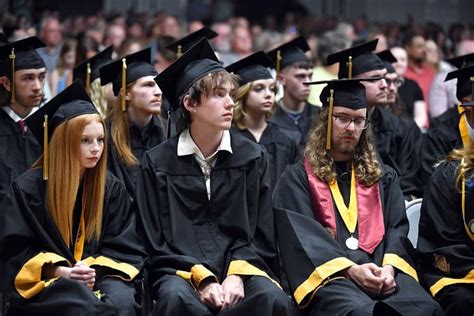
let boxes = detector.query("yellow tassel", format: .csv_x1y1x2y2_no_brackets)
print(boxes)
86,62,91,95
121,58,127,112
276,50,282,78
177,45,183,59
43,115,49,180
347,56,353,79
326,89,334,150
9,48,15,104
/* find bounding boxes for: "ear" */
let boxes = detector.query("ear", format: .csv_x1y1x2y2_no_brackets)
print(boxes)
277,72,285,86
0,76,11,91
183,95,196,112
123,87,131,101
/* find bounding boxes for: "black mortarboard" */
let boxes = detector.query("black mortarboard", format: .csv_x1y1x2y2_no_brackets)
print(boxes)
446,53,474,69
377,49,397,74
166,27,218,59
73,46,114,95
0,36,45,104
267,36,310,75
225,51,274,86
25,80,98,180
304,78,380,149
155,38,225,111
99,47,157,111
445,65,474,106
326,39,385,79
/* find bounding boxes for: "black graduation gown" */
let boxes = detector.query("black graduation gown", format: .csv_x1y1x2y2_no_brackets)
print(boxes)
107,115,166,200
136,131,280,294
418,161,474,314
231,123,298,190
0,109,41,200
0,168,146,315
371,106,422,198
269,102,319,151
420,108,463,187
273,161,442,315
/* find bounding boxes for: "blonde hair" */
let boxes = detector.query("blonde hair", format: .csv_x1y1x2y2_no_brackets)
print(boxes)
35,114,107,246
107,84,138,167
447,142,474,191
232,81,277,130
90,78,109,118
305,107,382,186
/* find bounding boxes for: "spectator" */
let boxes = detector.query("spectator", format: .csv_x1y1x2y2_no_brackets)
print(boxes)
49,38,76,96
37,16,63,73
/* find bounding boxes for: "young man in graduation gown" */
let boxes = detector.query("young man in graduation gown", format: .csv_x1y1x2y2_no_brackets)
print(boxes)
267,36,319,151
0,81,146,315
100,48,165,200
420,64,474,187
273,79,443,315
327,39,421,199
418,123,474,315
0,37,46,199
136,39,298,316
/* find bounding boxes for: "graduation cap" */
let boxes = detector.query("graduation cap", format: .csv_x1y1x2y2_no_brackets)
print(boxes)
73,46,114,95
155,38,225,111
166,27,218,59
99,47,157,111
0,36,45,104
25,80,98,180
326,39,385,79
267,36,310,76
304,78,381,149
377,49,397,74
225,51,274,85
446,53,474,69
445,65,474,106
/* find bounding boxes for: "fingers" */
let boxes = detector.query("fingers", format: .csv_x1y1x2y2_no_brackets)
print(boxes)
70,265,96,284
198,283,223,311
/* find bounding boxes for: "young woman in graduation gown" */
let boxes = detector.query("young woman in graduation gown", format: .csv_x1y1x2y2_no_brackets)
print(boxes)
0,82,145,316
136,39,298,315
227,51,298,190
418,140,474,315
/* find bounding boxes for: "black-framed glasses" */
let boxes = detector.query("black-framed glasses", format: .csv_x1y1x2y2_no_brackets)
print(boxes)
332,115,369,130
385,77,404,88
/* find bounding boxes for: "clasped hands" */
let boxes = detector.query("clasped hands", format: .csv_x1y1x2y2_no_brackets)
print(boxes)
197,275,245,311
43,261,96,289
343,263,396,297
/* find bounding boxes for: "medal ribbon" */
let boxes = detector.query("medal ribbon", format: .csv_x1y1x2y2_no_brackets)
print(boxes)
329,165,357,234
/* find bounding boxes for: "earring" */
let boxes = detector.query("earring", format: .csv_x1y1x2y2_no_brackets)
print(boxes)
192,108,197,112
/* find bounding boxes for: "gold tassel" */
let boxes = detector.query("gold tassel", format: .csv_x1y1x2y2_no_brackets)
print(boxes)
347,55,353,79
177,45,183,59
276,50,282,77
9,48,15,104
326,89,334,150
43,115,49,180
121,58,127,112
85,62,91,95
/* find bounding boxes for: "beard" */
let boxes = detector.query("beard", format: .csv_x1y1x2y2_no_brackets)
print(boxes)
332,133,358,155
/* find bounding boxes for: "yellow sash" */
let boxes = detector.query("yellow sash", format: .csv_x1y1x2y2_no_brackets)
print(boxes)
458,104,471,148
329,166,357,234
74,210,85,261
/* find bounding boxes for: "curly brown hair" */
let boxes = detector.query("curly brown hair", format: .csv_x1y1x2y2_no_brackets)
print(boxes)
304,107,382,186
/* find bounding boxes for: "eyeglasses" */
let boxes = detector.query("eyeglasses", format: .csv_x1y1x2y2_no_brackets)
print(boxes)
385,77,404,88
332,115,369,130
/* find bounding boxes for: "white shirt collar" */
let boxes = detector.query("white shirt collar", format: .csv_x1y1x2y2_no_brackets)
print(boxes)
2,105,38,122
465,115,474,140
177,128,233,159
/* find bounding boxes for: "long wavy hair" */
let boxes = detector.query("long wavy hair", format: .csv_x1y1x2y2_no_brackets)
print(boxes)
305,107,382,186
447,142,474,191
106,83,138,167
34,114,107,246
232,81,277,130
90,78,109,118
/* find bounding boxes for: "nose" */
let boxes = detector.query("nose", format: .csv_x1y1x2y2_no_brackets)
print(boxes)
90,140,101,153
154,83,162,97
32,78,41,91
379,77,388,89
225,94,235,108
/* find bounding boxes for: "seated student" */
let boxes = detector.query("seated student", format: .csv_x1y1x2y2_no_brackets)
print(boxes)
418,109,474,314
136,39,299,316
273,79,443,315
420,65,474,187
100,48,165,200
0,81,145,316
227,51,298,190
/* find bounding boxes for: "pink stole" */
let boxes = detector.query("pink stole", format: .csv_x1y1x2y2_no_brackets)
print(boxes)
304,158,385,254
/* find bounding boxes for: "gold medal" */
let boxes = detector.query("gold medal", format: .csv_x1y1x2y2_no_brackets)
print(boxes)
345,236,359,250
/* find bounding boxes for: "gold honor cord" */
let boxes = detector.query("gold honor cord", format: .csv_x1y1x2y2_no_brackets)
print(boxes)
43,115,49,180
121,58,127,112
85,62,91,95
329,165,359,250
347,55,353,79
9,48,16,104
326,89,334,150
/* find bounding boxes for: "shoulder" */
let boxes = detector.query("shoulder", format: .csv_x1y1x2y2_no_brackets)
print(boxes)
12,167,45,198
105,171,129,197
